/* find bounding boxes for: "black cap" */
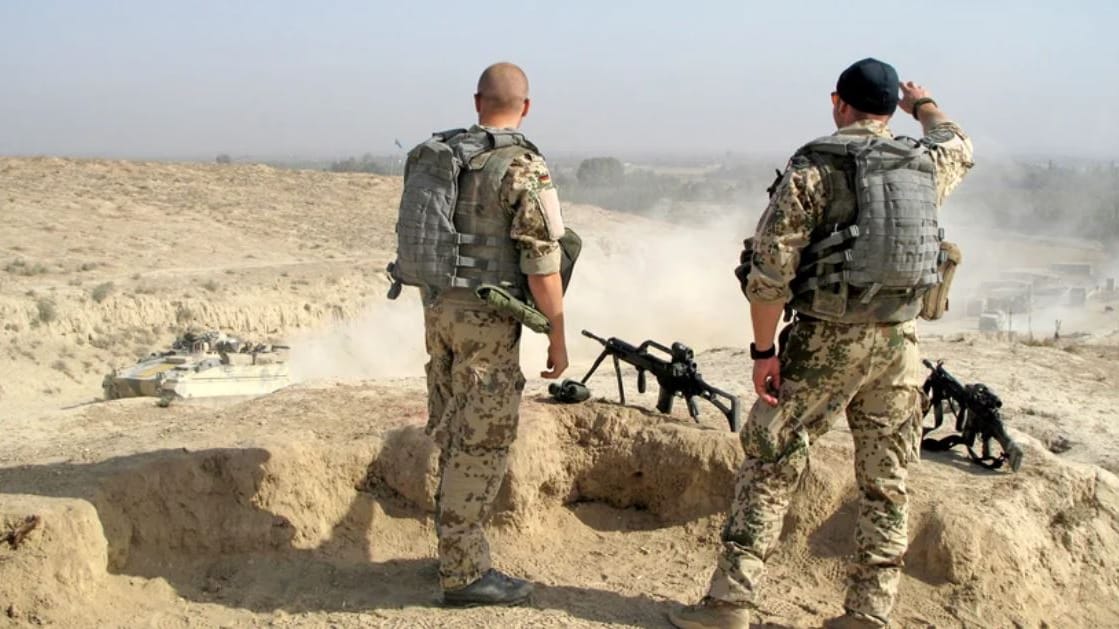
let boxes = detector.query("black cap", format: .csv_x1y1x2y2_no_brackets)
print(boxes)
836,58,899,116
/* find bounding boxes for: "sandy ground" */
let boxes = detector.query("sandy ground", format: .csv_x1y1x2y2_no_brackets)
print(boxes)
2,157,1119,628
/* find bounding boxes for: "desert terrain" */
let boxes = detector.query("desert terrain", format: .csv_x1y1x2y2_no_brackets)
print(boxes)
2,157,1118,628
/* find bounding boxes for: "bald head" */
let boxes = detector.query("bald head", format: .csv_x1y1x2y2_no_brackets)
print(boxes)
475,62,529,116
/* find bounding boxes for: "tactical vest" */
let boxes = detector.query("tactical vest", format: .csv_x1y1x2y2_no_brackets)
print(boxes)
790,135,942,323
389,128,535,300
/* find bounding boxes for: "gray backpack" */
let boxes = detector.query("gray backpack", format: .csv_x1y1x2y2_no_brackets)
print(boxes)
386,128,535,298
387,128,581,301
793,136,943,304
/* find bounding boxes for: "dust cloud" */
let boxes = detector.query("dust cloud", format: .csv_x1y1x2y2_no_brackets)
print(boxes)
288,157,1119,385
288,207,760,385
287,291,427,384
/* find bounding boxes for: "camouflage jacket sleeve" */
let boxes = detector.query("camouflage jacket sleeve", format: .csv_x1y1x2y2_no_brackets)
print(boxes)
745,161,827,305
501,152,564,275
923,121,975,205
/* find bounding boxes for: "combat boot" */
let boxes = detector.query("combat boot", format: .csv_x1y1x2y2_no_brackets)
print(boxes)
442,569,533,607
668,597,751,629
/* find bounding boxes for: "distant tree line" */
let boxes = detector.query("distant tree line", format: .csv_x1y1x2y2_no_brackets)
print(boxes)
327,153,395,175
558,156,761,215
558,156,1119,244
955,161,1119,243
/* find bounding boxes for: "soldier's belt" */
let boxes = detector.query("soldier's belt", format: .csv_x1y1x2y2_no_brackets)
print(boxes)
474,284,551,334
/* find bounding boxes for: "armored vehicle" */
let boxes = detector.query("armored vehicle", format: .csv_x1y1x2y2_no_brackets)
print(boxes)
102,329,291,404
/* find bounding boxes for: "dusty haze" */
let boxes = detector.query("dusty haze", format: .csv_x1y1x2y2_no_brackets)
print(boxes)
1,2,1116,159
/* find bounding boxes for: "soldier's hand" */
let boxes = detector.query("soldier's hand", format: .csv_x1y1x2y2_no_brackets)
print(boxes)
542,342,568,379
753,356,781,407
898,80,932,116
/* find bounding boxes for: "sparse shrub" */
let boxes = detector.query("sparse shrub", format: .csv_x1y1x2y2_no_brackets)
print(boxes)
215,153,232,165
78,262,99,272
131,272,141,280
1019,336,1057,348
91,281,114,303
36,298,57,323
175,304,194,323
202,280,219,292
5,259,48,276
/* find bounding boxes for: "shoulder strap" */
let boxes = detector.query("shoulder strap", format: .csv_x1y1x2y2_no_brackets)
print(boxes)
432,128,468,142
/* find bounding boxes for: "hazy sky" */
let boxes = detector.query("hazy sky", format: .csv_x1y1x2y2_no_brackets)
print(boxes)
1,0,1115,160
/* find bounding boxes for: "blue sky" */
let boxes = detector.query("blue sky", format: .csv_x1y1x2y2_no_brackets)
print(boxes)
1,0,1115,159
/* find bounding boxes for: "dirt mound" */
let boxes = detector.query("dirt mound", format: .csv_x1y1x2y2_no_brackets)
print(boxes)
2,389,1117,627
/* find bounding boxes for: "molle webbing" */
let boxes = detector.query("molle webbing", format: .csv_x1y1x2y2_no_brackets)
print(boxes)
451,144,525,291
791,135,941,314
390,128,537,296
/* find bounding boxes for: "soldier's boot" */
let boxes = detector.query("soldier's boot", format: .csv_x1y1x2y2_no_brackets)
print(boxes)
822,611,888,628
667,597,752,629
442,569,533,607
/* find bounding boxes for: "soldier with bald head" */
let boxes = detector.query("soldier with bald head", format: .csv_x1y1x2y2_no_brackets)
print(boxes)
396,62,568,607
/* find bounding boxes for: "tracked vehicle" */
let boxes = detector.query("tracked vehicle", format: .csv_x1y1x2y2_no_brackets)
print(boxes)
102,329,291,404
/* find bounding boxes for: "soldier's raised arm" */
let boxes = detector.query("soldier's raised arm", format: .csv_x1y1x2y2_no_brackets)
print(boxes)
899,80,975,204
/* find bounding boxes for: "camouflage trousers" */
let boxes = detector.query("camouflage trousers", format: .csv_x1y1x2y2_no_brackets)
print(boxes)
707,318,924,626
423,295,525,590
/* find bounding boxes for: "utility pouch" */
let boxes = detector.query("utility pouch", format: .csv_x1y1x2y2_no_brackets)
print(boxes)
812,282,848,319
475,284,551,334
920,240,962,321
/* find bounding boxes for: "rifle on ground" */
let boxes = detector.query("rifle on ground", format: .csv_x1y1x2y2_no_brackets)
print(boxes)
551,330,740,432
921,359,1023,471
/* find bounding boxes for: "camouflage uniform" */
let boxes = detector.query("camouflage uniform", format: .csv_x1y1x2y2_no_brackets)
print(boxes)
707,120,974,625
424,125,561,590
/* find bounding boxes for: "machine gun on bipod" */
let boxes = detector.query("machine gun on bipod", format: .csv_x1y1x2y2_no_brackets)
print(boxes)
921,359,1024,471
549,330,741,432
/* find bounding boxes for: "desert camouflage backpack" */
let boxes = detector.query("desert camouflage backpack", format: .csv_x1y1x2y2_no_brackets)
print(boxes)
790,135,948,321
387,128,580,306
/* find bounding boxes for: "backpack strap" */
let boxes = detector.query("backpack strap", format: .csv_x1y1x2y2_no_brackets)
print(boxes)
456,234,502,247
433,128,468,142
487,129,540,154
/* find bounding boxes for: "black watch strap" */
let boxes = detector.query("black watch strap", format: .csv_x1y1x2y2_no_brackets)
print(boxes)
750,342,776,360
911,97,937,120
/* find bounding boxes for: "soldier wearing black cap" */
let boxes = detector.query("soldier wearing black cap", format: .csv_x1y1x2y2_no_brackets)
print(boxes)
670,59,974,628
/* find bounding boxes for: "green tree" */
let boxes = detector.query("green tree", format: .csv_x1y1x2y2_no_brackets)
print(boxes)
576,157,625,187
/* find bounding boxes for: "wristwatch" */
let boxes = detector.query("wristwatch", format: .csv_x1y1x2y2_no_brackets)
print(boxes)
750,342,776,360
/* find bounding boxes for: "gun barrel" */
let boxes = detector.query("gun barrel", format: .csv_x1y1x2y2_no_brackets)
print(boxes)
922,358,935,370
581,329,608,345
